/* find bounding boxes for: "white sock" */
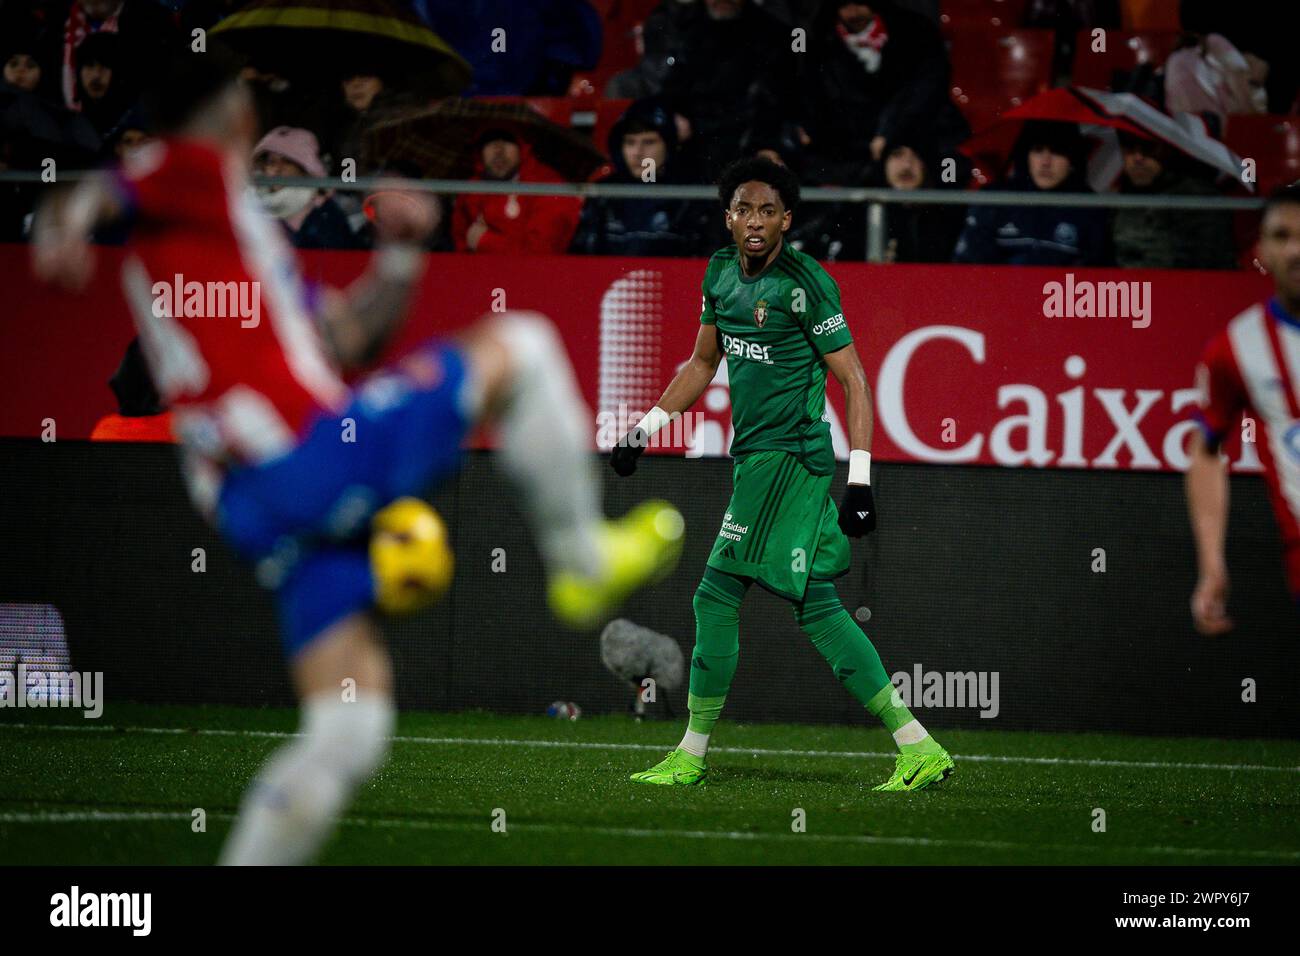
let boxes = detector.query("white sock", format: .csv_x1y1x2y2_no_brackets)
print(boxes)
219,693,394,866
678,729,710,758
492,312,603,577
893,718,930,748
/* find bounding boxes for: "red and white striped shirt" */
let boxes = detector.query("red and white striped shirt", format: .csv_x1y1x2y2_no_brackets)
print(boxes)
115,138,349,472
1194,298,1300,594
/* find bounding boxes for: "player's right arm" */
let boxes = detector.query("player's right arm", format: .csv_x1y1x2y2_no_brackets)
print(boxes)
315,186,440,370
30,173,124,291
1186,431,1232,635
1184,336,1246,636
611,322,721,477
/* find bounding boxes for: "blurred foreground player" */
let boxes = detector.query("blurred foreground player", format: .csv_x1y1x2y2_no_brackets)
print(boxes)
1187,185,1300,633
32,50,683,864
611,158,953,791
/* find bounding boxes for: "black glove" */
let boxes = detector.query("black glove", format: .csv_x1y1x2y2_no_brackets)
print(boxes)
610,426,649,476
838,483,876,537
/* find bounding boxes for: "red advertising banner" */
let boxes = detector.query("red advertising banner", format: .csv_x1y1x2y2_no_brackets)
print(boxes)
0,245,1274,473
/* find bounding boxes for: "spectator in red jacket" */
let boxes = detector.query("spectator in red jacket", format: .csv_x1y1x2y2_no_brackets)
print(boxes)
451,129,583,254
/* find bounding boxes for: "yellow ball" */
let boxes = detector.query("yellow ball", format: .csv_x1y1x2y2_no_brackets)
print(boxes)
370,497,454,615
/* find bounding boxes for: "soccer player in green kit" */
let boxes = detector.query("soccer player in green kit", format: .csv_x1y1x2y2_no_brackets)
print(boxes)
610,157,954,791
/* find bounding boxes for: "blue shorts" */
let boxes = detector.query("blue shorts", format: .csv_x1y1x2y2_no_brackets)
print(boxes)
215,341,474,656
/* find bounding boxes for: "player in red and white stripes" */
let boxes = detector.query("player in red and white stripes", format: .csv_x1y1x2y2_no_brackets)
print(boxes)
1187,185,1300,632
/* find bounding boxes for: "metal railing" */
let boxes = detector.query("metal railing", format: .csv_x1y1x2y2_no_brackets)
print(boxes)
1,169,1265,263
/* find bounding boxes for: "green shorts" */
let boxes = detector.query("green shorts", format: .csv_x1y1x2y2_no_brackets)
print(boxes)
706,450,851,601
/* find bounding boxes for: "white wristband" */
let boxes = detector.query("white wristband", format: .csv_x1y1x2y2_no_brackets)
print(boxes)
636,406,672,437
848,449,871,485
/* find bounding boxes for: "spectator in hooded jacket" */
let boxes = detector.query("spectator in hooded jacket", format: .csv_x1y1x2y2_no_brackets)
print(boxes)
1110,131,1237,270
953,121,1111,267
1,26,99,163
658,0,800,181
451,129,583,254
608,0,696,99
874,127,967,263
3,36,47,96
570,98,719,257
55,0,176,112
320,57,423,178
1,25,97,238
73,32,139,147
796,2,969,186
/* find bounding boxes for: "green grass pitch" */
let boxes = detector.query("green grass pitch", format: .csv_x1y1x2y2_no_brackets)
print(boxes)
1,703,1298,865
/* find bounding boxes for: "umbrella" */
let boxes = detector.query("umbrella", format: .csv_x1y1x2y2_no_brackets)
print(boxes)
209,0,471,96
362,97,610,182
961,86,1251,192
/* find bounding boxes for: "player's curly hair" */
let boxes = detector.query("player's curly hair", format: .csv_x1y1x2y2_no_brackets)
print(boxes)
717,157,801,213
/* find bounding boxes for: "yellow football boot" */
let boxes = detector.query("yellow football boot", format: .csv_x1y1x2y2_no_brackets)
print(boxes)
548,500,684,630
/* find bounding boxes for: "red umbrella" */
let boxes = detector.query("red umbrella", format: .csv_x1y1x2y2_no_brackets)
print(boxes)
960,86,1249,191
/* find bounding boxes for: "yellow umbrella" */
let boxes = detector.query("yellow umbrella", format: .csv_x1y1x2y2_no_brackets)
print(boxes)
211,0,471,95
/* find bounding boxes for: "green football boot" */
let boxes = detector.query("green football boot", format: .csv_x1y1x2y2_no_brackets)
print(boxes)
872,748,955,792
630,748,708,786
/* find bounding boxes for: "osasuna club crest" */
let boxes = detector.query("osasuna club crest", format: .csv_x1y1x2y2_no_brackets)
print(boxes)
753,299,769,327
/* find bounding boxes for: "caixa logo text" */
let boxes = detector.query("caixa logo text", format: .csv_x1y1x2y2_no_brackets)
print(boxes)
875,325,1263,472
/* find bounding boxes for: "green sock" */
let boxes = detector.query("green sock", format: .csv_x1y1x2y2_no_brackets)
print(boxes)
684,568,749,742
796,579,941,755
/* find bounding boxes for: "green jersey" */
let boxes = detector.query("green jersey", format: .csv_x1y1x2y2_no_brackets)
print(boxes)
700,242,854,475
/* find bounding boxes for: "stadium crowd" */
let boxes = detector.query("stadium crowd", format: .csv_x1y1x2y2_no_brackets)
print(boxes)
1,0,1297,265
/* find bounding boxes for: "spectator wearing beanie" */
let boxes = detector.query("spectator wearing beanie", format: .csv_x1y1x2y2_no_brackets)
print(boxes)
571,97,717,257
3,29,54,98
252,125,367,250
953,121,1111,267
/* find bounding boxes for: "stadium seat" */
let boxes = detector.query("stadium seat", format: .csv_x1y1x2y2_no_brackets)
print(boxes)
939,0,1029,32
1070,30,1180,91
1120,0,1182,31
1224,115,1300,195
949,28,1055,133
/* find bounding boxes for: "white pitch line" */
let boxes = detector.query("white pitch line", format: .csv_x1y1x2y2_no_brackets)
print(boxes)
2,721,1298,774
0,810,204,824
1,809,1297,861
